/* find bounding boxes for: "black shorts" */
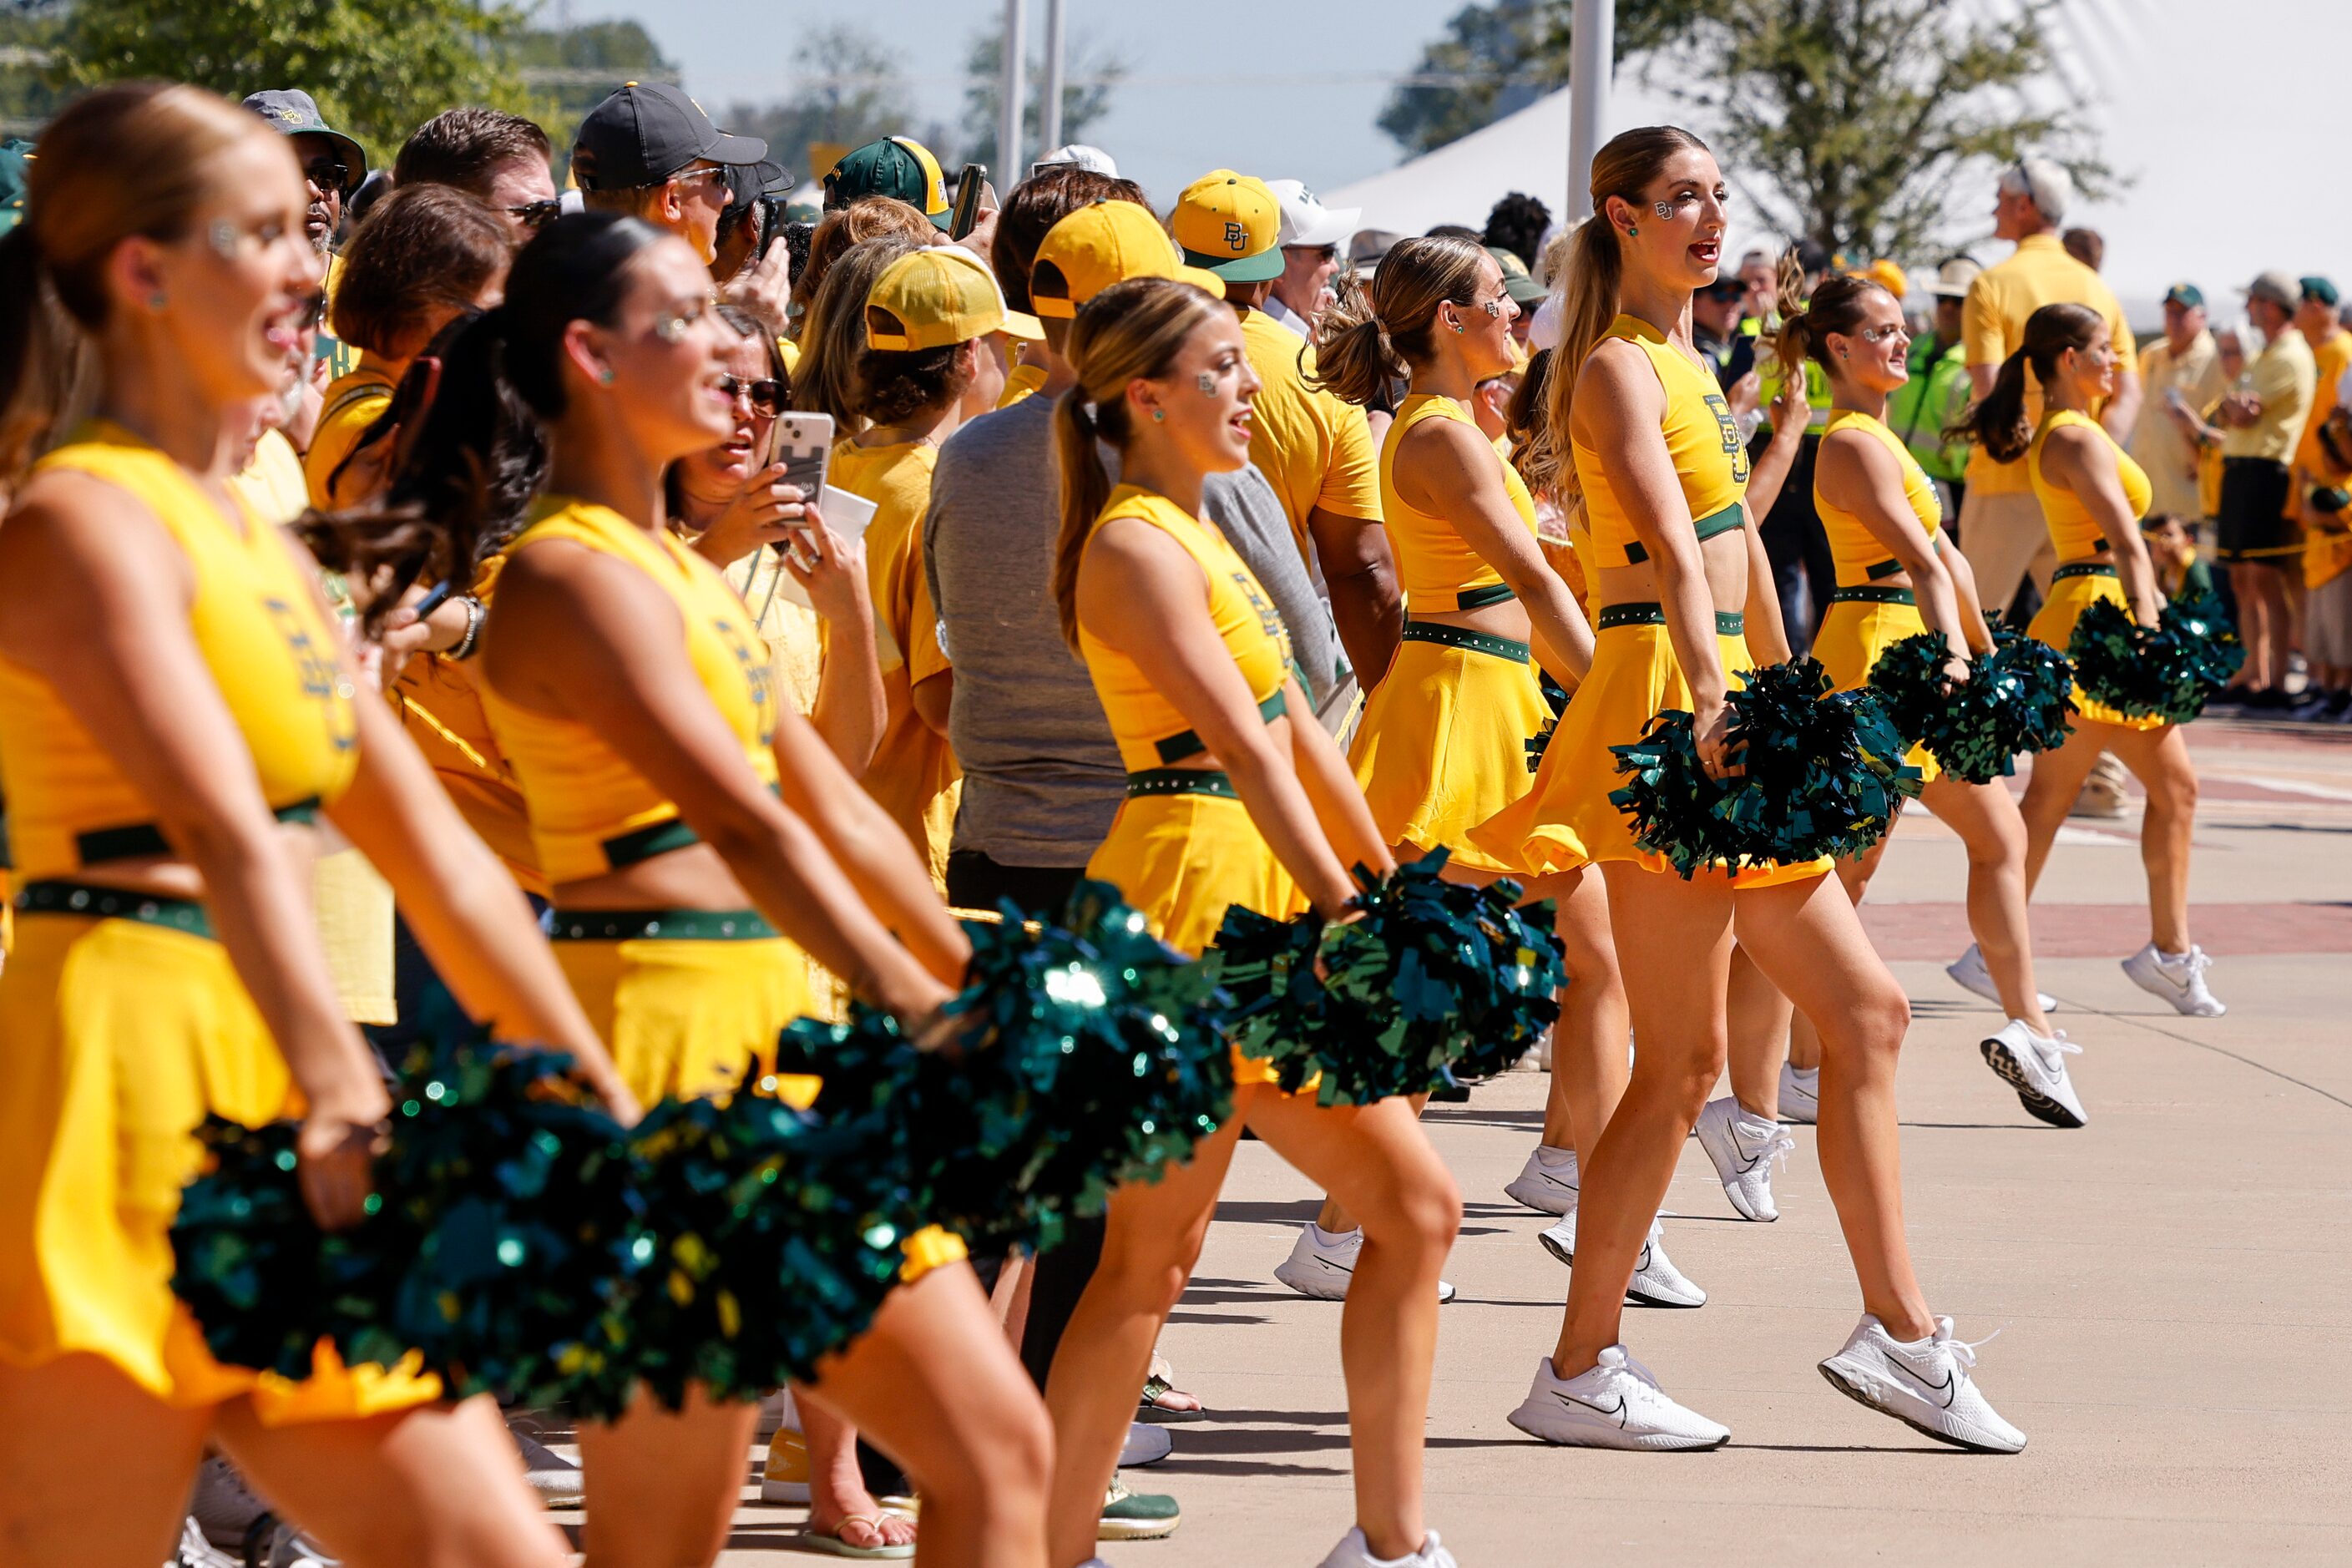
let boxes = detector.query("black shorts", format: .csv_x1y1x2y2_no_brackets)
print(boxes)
2217,458,2293,565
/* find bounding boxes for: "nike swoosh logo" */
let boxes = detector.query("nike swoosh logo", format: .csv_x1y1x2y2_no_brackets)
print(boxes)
1553,1391,1627,1427
1316,1257,1353,1276
1882,1353,1955,1407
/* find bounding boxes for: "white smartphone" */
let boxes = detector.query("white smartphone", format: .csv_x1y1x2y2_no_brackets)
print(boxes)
770,410,832,503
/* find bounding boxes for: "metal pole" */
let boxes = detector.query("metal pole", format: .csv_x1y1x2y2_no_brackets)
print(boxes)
999,0,1027,180
1039,0,1067,157
1566,0,1614,221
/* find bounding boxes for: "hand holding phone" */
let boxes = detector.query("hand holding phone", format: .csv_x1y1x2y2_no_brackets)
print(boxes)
950,163,987,240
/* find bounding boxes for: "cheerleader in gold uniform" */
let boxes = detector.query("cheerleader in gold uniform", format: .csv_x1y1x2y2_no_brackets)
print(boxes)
1043,277,1461,1568
0,85,630,1568
1716,268,2083,1168
1474,128,2025,1454
1302,238,1627,1299
1962,304,2222,1018
354,213,1047,1567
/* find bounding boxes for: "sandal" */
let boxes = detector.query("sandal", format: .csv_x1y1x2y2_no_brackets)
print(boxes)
1136,1372,1207,1424
791,1511,916,1559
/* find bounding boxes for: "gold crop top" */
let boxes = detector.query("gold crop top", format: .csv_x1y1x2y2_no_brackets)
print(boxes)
1817,409,1942,585
1076,485,1294,773
0,424,359,880
1381,393,1539,609
478,497,779,885
2028,409,2151,563
1572,315,1750,568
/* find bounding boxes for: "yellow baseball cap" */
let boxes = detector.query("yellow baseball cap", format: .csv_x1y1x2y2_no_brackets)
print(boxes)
1029,200,1227,320
865,246,1044,352
1171,170,1283,282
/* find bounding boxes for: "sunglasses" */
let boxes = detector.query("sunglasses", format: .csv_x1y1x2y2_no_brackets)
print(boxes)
506,199,562,232
718,374,785,415
301,158,350,196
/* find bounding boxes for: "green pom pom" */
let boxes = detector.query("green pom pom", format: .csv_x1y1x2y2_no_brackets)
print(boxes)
1526,672,1571,772
1206,852,1565,1106
1609,658,1922,876
2068,590,2245,721
779,882,1235,1254
1866,625,2076,785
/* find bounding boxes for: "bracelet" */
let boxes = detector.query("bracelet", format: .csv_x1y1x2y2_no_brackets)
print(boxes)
448,596,485,660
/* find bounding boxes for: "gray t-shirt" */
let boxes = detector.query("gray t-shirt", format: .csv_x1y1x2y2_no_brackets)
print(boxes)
924,394,1340,867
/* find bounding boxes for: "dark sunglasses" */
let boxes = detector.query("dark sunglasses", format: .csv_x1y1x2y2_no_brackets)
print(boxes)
505,198,562,232
718,374,785,415
301,158,351,196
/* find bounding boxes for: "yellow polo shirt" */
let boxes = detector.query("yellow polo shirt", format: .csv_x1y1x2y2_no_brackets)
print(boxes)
1237,306,1382,568
305,356,401,510
2221,329,2314,465
997,359,1048,410
1961,233,2137,495
2297,330,2352,586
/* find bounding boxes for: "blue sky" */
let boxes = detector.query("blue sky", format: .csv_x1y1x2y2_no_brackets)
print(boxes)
568,0,1450,205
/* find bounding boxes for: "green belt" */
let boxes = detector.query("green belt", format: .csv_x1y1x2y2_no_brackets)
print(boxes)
1453,583,1519,610
1829,585,1918,606
1596,602,1746,636
73,797,320,866
2052,561,2117,581
1623,501,1745,564
1124,769,1239,801
547,908,779,942
14,879,214,939
1153,686,1286,766
1400,620,1531,663
1864,557,1909,580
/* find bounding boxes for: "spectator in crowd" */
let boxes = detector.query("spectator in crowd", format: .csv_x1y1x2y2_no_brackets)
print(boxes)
1480,189,1552,271
2291,276,2352,717
711,159,794,289
2131,283,2226,533
791,195,938,331
987,164,1146,409
2213,271,2316,707
391,106,558,239
241,89,367,377
1888,257,1980,520
1958,157,2140,618
1751,238,1837,651
2062,226,2104,271
1348,228,1402,280
1262,180,1360,339
304,184,512,509
1690,272,1746,382
1489,245,1547,353
1173,169,1401,707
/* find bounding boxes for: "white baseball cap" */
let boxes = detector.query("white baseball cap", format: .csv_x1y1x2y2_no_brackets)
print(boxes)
1529,294,1564,352
1264,179,1360,250
1030,144,1118,179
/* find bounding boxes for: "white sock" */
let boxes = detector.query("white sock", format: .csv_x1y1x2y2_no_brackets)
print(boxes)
1789,1065,1819,1085
1533,1143,1576,1167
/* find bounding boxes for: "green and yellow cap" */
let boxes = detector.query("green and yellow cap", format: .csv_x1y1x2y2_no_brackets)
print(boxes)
824,136,952,230
1171,170,1283,282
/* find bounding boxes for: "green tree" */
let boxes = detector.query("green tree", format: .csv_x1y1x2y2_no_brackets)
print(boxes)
51,0,539,162
959,18,1124,175
1661,0,2109,258
1377,0,1704,156
724,23,913,187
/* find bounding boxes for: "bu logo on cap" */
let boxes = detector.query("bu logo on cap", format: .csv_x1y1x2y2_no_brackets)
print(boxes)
1223,220,1247,251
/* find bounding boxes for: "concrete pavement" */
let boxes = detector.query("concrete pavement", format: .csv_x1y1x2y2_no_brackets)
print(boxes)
685,716,2351,1563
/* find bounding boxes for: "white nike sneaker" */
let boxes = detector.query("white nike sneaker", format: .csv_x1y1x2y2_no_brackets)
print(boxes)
2121,942,2225,1017
1693,1096,1794,1222
1506,1348,1730,1450
1817,1314,2026,1453
1536,1214,1706,1307
1947,942,2056,1014
1274,1222,1456,1303
1503,1144,1580,1214
1980,1019,2088,1128
1315,1525,1459,1567
1778,1062,1819,1125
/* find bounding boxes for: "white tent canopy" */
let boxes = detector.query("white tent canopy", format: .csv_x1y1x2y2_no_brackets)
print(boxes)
1324,3,2352,322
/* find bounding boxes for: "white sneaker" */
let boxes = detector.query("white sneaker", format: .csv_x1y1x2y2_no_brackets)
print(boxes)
1316,1525,1459,1567
1274,1222,1456,1303
1979,1019,2088,1128
1502,1144,1580,1215
1778,1063,1819,1125
2121,942,2226,1017
1947,943,2057,1014
1536,1214,1706,1308
1693,1096,1793,1222
1818,1314,2027,1453
1506,1348,1730,1450
1120,1420,1172,1467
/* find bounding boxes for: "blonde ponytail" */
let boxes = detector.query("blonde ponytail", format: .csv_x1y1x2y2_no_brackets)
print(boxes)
1051,387,1111,652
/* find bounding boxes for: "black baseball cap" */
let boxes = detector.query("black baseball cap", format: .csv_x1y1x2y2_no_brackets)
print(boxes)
571,82,764,190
